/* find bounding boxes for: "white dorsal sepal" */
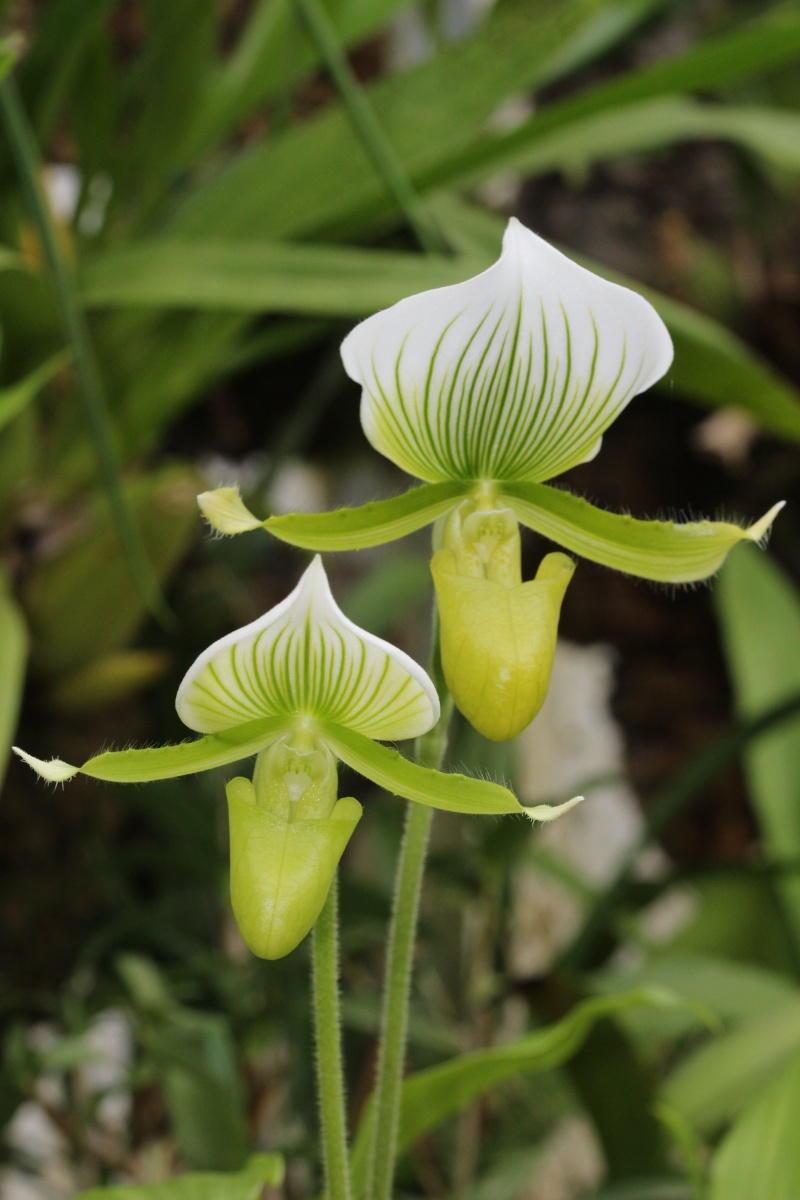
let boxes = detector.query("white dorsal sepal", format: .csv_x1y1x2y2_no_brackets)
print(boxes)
342,219,673,486
176,556,440,740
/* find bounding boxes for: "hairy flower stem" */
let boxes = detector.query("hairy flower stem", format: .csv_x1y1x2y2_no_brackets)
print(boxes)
365,618,454,1200
313,874,353,1200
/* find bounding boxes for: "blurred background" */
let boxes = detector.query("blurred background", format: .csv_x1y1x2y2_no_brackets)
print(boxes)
2,0,800,1197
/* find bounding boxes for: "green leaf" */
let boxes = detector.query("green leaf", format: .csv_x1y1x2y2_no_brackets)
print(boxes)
182,0,414,165
68,20,118,186
651,288,800,443
594,953,797,1042
153,1009,248,1171
84,221,800,452
46,650,169,713
122,0,216,219
716,547,800,950
501,482,782,583
170,0,614,241
662,999,800,1134
75,1153,284,1200
264,482,469,550
110,312,247,460
709,1050,800,1200
665,871,800,977
14,716,291,784
443,7,800,195
17,0,114,140
324,721,561,817
0,35,22,82
350,987,693,1197
468,96,800,185
25,466,200,677
171,3,800,243
0,76,170,625
79,239,486,314
0,581,27,787
0,350,70,434
291,0,446,255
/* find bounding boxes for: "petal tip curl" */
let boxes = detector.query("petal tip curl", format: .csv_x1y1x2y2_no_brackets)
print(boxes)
198,486,263,535
746,500,785,545
523,794,584,824
13,746,79,782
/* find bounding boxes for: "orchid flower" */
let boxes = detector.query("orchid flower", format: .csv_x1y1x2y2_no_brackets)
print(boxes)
199,220,783,741
14,558,576,957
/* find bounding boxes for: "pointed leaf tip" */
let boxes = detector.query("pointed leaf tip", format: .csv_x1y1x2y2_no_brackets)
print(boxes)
504,483,786,583
197,486,264,535
523,794,584,823
13,747,79,782
746,500,785,545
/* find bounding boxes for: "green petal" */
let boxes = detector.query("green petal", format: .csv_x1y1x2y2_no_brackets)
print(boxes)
177,557,439,740
13,716,291,784
265,481,469,550
502,481,785,583
322,722,522,816
342,218,672,485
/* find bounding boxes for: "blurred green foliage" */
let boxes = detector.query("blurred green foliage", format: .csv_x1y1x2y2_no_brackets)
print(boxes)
3,0,800,1196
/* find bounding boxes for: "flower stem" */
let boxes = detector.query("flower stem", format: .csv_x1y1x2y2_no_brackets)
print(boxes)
312,873,352,1200
365,614,453,1200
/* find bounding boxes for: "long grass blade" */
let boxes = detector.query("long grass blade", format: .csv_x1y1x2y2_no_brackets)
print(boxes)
0,76,171,625
289,0,447,255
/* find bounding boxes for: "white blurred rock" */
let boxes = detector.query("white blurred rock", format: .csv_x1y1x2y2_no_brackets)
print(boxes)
268,458,328,516
5,1103,67,1165
692,408,758,471
0,1167,54,1200
509,641,645,977
522,1116,604,1200
77,1009,133,1133
200,453,267,496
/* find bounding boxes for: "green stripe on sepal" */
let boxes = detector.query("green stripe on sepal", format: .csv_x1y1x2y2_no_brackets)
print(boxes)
343,219,673,486
176,557,439,740
265,481,469,551
13,716,291,784
324,721,516,816
502,481,785,583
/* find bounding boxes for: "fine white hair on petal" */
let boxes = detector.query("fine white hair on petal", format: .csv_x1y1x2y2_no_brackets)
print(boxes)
12,747,79,782
175,555,440,740
341,218,673,485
